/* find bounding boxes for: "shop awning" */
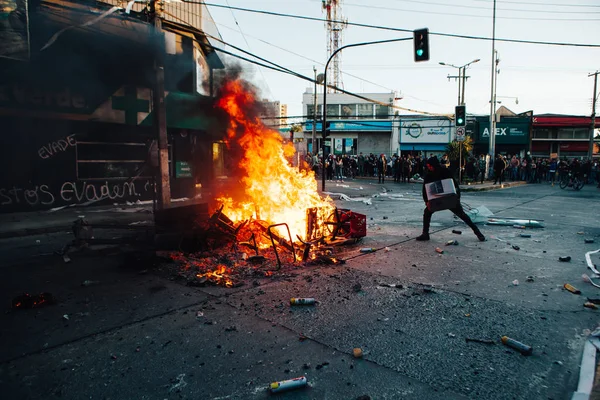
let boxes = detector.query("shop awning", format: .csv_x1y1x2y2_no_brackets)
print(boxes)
400,144,447,151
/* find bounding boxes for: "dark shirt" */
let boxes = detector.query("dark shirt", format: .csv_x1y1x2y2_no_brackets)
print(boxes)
422,167,460,203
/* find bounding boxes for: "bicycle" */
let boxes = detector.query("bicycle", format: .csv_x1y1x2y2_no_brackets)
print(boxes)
559,172,584,191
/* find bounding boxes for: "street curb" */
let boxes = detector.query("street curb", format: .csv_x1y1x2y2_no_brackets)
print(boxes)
0,225,71,240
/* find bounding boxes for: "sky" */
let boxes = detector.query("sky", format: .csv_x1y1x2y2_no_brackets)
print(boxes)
203,0,600,121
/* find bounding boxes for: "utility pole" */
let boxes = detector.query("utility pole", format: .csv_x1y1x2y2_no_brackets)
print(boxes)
150,0,171,209
588,71,599,160
488,0,497,174
312,66,317,156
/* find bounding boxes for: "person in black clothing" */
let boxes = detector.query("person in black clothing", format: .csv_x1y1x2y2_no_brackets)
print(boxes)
493,154,506,185
416,157,485,242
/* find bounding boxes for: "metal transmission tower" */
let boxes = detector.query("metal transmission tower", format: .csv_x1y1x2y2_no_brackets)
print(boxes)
322,0,347,93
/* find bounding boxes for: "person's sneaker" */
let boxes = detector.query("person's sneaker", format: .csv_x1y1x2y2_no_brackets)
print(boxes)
476,232,486,242
416,233,430,241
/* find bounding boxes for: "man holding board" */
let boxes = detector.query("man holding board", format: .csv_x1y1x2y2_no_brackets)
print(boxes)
416,156,485,242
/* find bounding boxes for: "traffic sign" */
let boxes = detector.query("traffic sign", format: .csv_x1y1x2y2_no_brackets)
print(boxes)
456,127,465,142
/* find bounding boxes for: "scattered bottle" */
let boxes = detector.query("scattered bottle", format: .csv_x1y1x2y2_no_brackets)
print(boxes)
269,376,308,393
585,239,595,244
435,247,444,254
564,283,581,295
451,230,462,235
559,256,572,262
520,233,532,238
446,240,458,246
584,302,598,310
290,298,315,306
501,336,533,355
360,248,376,253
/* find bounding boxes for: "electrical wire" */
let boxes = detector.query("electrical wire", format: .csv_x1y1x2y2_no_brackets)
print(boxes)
185,1,600,47
376,0,600,13
162,9,445,116
473,0,600,8
168,1,397,93
343,2,600,20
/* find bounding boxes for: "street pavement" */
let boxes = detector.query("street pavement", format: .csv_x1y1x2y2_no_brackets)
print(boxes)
1,178,599,400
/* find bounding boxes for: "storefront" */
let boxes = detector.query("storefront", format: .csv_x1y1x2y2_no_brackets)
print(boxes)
531,114,600,159
304,120,392,156
399,116,452,158
474,116,531,157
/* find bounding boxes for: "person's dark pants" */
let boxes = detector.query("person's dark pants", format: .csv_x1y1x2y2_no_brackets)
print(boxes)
493,169,503,184
378,171,385,183
422,204,482,236
479,168,485,183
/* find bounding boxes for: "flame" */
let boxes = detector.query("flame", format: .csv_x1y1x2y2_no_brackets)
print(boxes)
215,79,334,240
197,265,234,287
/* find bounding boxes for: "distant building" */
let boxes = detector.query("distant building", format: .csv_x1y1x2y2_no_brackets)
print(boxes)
302,88,400,156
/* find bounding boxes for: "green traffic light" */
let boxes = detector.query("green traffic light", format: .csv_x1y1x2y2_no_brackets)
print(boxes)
457,118,464,124
416,49,424,57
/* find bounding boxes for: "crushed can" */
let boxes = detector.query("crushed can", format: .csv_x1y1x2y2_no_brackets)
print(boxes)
435,247,444,254
501,336,533,355
269,376,307,393
290,298,315,306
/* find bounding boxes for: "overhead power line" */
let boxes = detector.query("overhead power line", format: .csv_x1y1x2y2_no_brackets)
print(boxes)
473,0,600,8
162,9,444,116
385,0,600,13
184,1,600,47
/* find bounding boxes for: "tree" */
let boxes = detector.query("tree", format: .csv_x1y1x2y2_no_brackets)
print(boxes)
446,136,474,163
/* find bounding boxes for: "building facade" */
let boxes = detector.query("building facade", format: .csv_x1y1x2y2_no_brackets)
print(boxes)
302,89,399,156
0,0,226,213
473,115,531,157
531,114,600,159
398,116,453,158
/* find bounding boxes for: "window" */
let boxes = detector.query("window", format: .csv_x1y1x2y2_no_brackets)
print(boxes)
357,103,373,118
574,128,588,139
340,104,355,119
533,129,550,139
306,104,321,120
326,104,339,117
375,104,390,119
557,129,574,139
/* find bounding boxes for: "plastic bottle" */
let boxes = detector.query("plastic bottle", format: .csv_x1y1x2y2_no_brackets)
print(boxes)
360,248,376,253
501,336,533,355
269,376,307,393
290,298,315,305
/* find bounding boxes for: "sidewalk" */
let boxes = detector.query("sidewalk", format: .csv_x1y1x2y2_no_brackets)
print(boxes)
0,203,154,239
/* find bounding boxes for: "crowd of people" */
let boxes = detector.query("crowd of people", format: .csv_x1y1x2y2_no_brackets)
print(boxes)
306,152,433,183
464,153,600,187
306,151,600,188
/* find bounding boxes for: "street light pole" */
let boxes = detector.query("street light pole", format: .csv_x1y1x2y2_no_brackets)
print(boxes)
439,59,480,105
321,37,411,192
488,0,497,165
312,66,317,156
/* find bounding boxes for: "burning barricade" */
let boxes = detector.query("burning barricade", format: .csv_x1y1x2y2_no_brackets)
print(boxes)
155,78,366,287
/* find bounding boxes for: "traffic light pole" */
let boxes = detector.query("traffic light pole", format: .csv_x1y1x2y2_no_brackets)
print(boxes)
588,71,599,160
320,37,411,192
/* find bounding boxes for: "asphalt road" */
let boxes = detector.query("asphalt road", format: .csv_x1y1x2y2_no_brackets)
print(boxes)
1,181,600,400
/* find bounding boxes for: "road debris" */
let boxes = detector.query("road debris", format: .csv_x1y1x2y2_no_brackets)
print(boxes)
512,245,520,251
501,336,533,355
465,337,495,345
520,233,532,238
12,292,57,309
584,302,598,310
582,274,600,289
360,248,376,253
512,280,519,286
446,240,458,246
513,225,526,229
452,230,462,235
290,298,315,306
585,239,595,244
435,247,444,254
487,218,544,228
353,348,363,358
526,276,535,283
578,232,585,235
586,249,600,275
564,283,581,295
559,256,572,262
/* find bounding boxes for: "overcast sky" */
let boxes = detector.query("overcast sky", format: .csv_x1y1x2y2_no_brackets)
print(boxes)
205,0,600,120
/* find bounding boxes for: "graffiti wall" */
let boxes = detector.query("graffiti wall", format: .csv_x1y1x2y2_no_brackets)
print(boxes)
0,117,157,212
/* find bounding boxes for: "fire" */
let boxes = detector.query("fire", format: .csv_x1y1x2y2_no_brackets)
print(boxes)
197,265,234,287
215,79,334,240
